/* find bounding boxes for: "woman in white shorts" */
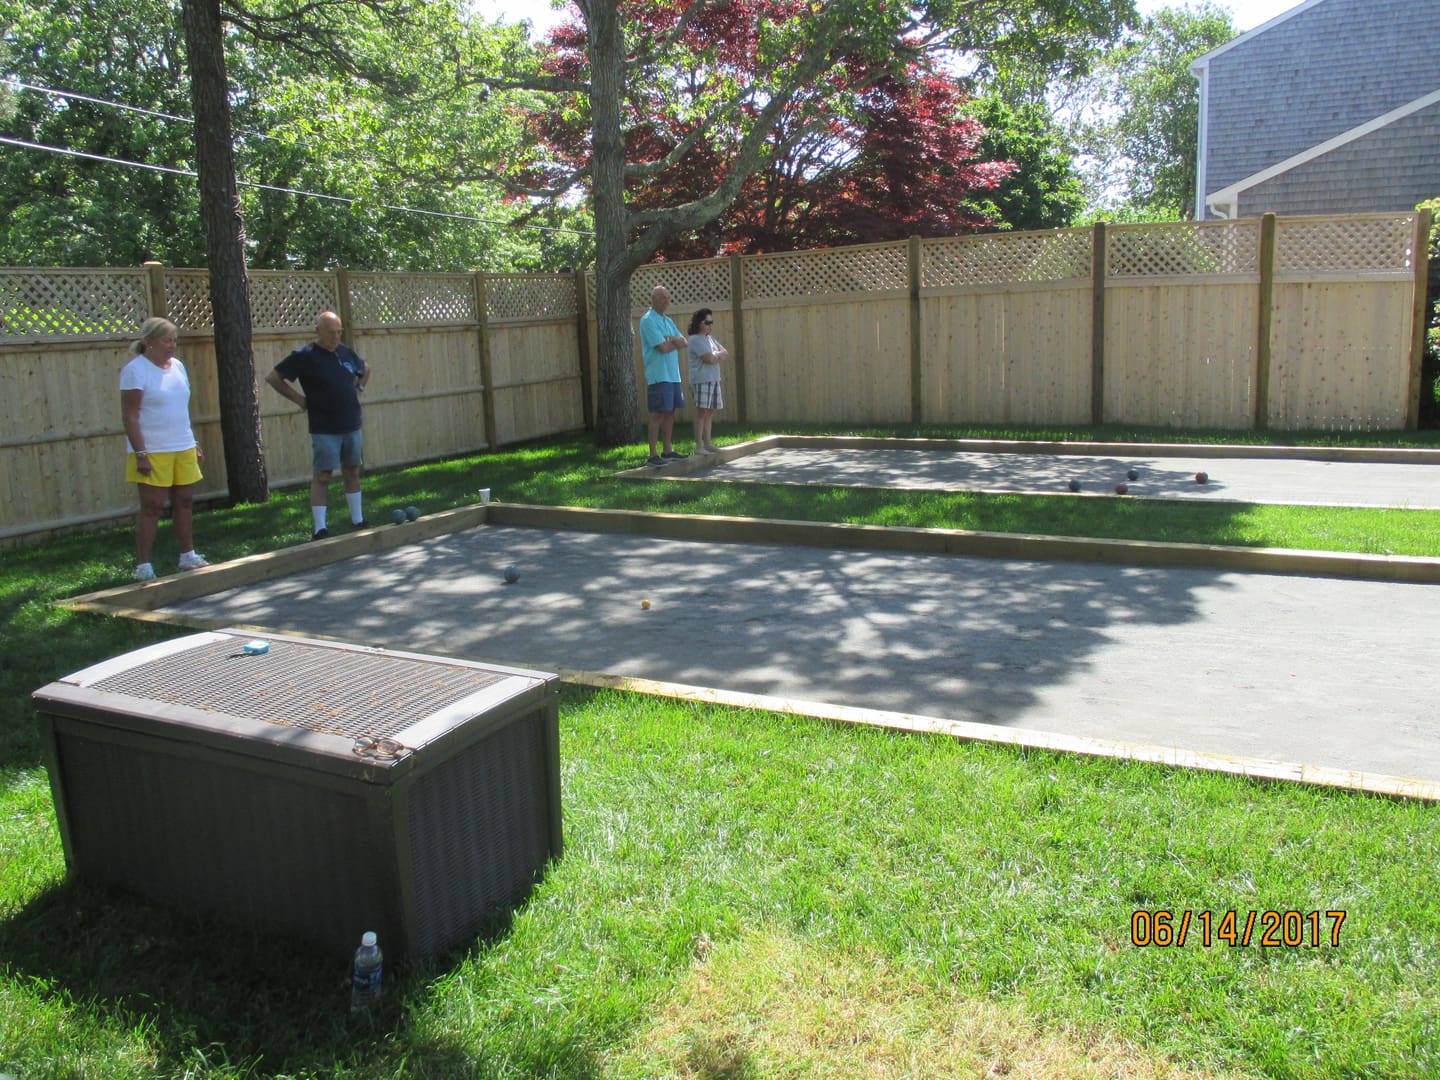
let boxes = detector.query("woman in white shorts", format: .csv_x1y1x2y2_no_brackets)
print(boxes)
686,308,726,454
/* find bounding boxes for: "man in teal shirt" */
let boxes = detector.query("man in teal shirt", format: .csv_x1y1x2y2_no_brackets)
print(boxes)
639,285,689,466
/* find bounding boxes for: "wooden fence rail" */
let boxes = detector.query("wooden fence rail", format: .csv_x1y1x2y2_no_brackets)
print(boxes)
0,211,1427,542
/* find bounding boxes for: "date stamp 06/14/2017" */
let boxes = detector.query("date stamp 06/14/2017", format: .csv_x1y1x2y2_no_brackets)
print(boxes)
1130,909,1347,948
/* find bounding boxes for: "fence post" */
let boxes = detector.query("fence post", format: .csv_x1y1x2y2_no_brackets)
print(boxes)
333,267,354,344
472,272,498,450
573,270,594,431
1406,208,1433,431
909,235,923,426
1090,222,1106,425
729,253,747,425
1254,212,1277,430
143,261,167,320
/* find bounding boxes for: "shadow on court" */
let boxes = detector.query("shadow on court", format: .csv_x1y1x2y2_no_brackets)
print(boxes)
163,524,1440,784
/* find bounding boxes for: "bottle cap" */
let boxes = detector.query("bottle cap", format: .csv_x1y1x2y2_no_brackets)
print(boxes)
361,931,377,947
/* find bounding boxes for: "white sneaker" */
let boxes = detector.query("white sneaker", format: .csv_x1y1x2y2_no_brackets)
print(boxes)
135,562,156,581
177,551,210,571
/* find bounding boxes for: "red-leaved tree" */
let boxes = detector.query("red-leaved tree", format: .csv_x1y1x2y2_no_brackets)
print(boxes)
532,1,1015,259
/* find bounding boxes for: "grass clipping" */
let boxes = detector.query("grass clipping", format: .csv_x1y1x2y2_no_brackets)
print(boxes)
609,928,1237,1080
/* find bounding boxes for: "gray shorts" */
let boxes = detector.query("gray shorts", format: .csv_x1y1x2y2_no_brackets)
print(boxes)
691,381,723,410
311,429,363,472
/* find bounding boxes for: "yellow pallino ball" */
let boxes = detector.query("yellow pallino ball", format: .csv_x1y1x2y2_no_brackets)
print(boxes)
640,599,651,610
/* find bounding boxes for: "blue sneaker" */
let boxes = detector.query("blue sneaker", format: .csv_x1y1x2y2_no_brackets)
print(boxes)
646,455,666,467
661,449,689,460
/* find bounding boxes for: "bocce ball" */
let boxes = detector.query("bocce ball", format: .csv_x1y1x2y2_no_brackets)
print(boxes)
503,565,520,583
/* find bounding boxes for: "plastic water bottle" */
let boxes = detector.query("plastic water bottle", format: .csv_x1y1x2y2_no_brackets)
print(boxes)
350,931,383,1011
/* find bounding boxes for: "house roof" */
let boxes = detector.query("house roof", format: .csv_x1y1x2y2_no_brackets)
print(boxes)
1203,88,1440,217
1190,0,1325,71
1189,0,1439,218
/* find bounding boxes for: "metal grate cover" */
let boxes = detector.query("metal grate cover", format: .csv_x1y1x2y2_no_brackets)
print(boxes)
89,639,508,740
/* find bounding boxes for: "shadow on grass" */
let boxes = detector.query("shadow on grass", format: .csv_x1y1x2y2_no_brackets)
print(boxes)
0,611,179,771
0,876,602,1078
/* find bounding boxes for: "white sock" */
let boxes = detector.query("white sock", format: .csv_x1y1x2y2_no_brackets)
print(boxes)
346,491,364,524
312,505,328,531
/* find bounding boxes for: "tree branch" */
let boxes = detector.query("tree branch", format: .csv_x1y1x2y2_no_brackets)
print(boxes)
622,13,850,262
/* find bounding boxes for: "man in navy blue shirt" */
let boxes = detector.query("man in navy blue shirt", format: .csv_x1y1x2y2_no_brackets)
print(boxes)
266,311,371,540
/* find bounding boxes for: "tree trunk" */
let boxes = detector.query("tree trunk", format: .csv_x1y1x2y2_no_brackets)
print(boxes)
181,0,269,503
591,262,637,446
586,1,642,447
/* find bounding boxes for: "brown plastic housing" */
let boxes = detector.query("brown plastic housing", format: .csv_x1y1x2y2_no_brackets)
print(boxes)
33,629,562,961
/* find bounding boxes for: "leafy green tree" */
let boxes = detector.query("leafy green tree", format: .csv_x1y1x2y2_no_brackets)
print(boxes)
1418,196,1439,426
961,95,1086,231
0,0,206,265
1066,3,1235,218
0,0,573,270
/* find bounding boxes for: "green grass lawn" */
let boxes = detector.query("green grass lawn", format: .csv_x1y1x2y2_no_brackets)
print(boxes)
2,425,1437,1079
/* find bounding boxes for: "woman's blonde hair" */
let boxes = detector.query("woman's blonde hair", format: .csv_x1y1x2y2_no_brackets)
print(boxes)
130,317,178,356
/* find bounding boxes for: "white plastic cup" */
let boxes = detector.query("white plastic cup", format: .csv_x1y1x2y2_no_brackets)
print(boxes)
479,488,491,504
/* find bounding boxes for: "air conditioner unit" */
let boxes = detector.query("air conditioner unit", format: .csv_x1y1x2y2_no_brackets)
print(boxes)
33,629,562,962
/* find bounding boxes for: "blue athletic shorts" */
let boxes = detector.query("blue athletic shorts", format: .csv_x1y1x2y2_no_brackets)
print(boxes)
311,429,363,472
647,381,685,412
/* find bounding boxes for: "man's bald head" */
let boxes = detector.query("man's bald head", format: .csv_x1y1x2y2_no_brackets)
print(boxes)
316,311,343,351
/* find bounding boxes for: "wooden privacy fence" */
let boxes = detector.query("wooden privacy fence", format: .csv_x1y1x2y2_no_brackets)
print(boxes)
0,263,584,541
0,211,1428,541
613,211,1430,433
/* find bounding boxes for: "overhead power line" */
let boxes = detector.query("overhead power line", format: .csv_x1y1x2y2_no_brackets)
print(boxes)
0,136,592,235
8,79,281,142
1,79,592,235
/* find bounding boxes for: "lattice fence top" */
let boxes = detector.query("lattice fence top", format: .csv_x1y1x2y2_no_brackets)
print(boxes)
164,270,339,334
250,271,340,332
628,259,733,312
1106,220,1259,279
743,242,908,302
163,270,213,332
1275,214,1416,275
922,230,1091,288
351,272,476,325
0,268,149,341
486,274,578,322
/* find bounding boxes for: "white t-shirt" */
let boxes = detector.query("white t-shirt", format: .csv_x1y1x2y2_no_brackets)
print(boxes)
119,354,197,453
687,334,723,385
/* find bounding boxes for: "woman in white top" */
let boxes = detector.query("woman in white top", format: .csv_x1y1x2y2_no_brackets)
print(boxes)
119,317,208,580
686,308,726,454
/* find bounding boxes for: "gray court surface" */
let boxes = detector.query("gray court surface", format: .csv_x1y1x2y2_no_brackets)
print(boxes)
162,522,1440,788
703,446,1440,508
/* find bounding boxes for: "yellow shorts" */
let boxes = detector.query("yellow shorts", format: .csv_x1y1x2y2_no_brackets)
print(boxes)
127,447,203,487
